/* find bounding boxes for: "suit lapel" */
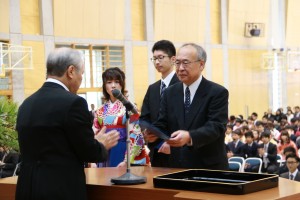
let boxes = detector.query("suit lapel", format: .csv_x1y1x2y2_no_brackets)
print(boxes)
185,78,209,129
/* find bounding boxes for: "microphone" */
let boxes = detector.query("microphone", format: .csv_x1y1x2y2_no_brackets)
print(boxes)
112,89,138,114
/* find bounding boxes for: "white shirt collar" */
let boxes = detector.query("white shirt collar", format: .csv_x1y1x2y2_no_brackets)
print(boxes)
161,71,176,87
46,78,69,91
290,169,298,179
183,75,202,103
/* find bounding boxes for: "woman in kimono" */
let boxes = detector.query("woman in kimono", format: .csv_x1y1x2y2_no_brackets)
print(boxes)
93,67,150,167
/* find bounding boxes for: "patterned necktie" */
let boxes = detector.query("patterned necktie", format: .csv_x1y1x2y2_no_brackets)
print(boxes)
290,174,294,180
160,81,166,97
184,87,191,113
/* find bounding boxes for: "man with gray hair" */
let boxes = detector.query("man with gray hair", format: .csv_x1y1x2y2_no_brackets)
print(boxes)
16,47,119,200
145,43,229,169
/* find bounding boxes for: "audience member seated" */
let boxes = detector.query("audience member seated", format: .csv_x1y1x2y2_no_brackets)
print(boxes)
0,146,19,178
284,125,297,143
277,130,298,158
225,124,233,144
226,129,244,158
280,153,300,181
241,131,259,172
278,146,300,175
258,131,279,174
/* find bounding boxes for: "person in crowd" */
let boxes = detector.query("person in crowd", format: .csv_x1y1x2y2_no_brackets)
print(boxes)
140,40,179,167
278,146,300,175
255,120,265,136
15,47,120,200
247,116,255,130
264,108,275,121
294,106,300,118
0,145,19,178
226,129,244,158
233,118,242,131
89,103,96,122
145,43,229,169
277,130,298,159
242,131,259,172
224,124,233,144
251,112,258,124
252,129,262,144
280,153,300,181
93,67,150,167
0,145,4,160
241,131,258,159
284,125,297,143
228,115,236,126
287,109,294,124
266,121,280,142
258,131,279,174
275,109,285,124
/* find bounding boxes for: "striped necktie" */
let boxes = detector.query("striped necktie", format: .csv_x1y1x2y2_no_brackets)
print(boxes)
160,82,166,97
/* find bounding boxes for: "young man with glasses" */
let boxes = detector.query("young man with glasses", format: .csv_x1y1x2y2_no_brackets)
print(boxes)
144,43,229,170
280,153,300,181
140,40,179,167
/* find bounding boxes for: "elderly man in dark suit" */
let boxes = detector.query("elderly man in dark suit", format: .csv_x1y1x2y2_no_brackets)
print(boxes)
145,43,229,169
280,153,300,181
15,48,120,200
140,40,179,167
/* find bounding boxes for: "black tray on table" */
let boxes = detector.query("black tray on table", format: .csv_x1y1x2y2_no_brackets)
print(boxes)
153,169,278,195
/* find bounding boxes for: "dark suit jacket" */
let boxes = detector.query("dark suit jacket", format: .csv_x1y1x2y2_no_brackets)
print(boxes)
240,142,259,158
154,77,229,169
226,140,244,156
16,82,108,200
0,151,19,178
280,171,300,181
258,142,278,165
140,74,179,167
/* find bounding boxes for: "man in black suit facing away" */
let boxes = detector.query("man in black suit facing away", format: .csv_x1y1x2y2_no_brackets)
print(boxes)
145,43,229,170
140,40,179,167
16,47,120,200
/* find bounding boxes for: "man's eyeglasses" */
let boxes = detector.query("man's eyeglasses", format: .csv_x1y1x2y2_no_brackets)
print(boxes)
287,161,299,165
175,60,201,68
150,55,169,63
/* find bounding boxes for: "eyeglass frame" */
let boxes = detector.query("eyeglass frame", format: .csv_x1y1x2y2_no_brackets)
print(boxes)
174,59,202,68
286,161,299,165
150,55,170,63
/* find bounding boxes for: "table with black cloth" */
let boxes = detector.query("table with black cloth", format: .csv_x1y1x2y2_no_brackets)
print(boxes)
1,167,300,200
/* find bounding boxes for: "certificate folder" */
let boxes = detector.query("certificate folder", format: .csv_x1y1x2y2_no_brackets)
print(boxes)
153,169,278,195
139,120,170,140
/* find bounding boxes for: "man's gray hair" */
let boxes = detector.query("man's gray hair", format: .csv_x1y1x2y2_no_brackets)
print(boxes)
180,43,207,64
46,47,84,77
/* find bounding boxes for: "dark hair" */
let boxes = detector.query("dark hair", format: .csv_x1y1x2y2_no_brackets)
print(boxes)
251,112,258,117
283,146,296,155
245,131,254,138
255,120,264,127
47,47,83,77
226,124,233,130
286,153,300,163
102,67,126,101
280,130,290,144
152,40,176,57
232,129,242,136
261,130,271,138
229,115,236,121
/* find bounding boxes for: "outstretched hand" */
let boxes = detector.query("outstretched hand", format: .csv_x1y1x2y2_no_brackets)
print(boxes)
95,126,120,150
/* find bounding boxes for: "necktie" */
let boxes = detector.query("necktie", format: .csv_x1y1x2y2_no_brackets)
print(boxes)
184,87,190,113
160,82,166,97
290,174,294,180
263,145,268,168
